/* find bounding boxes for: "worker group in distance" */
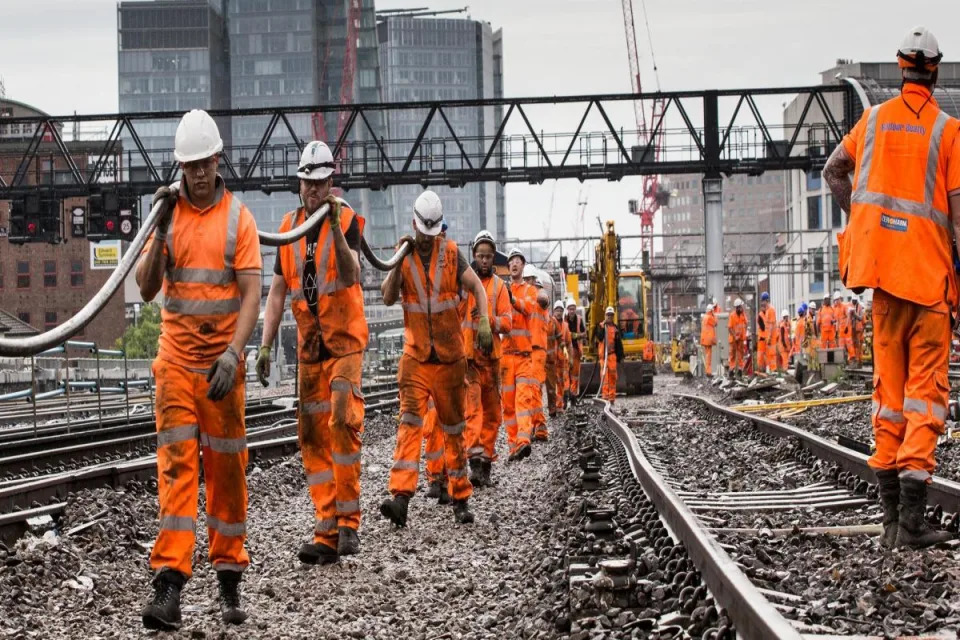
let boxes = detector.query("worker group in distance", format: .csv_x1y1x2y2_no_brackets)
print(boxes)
133,109,609,631
699,289,868,379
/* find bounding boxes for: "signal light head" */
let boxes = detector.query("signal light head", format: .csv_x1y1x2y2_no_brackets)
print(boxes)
105,220,115,232
27,222,37,234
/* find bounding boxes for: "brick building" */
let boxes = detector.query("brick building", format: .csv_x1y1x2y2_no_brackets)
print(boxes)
0,97,126,349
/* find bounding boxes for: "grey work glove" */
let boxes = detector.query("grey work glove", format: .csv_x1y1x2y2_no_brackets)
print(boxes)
207,345,240,401
255,345,271,388
151,185,178,234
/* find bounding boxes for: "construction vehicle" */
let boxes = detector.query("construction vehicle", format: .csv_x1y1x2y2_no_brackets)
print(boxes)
579,221,655,395
670,312,701,375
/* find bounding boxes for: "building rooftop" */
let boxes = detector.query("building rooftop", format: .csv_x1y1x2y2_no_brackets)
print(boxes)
0,309,39,337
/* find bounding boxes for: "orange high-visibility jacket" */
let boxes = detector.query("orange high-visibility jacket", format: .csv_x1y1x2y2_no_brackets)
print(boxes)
793,314,807,353
777,318,791,350
460,274,512,361
818,305,836,340
838,85,960,307
546,316,563,361
528,305,548,351
277,204,368,361
400,236,464,363
757,306,776,342
700,310,717,346
503,281,537,353
155,186,262,367
729,309,747,342
836,301,850,338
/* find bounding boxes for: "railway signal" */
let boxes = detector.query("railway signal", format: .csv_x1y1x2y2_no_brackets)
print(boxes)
8,194,62,245
87,190,139,242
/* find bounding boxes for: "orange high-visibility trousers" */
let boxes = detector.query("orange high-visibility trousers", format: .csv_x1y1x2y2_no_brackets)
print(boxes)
150,358,249,578
703,346,713,376
501,352,536,455
569,346,582,395
545,357,559,417
601,354,618,403
777,343,790,371
531,348,548,440
389,355,472,501
868,289,950,480
820,330,838,349
729,340,746,372
423,398,446,485
298,354,364,547
556,354,568,411
463,360,501,462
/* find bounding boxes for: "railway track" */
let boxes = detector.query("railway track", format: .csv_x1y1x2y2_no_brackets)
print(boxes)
0,381,399,544
585,388,960,638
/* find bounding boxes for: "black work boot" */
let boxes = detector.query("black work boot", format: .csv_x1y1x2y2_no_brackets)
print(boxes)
509,443,531,462
438,482,451,505
480,461,493,487
426,481,442,500
380,494,410,527
141,569,185,631
897,476,953,549
216,569,248,625
298,541,338,565
337,527,360,556
874,469,900,549
452,499,475,524
468,458,483,487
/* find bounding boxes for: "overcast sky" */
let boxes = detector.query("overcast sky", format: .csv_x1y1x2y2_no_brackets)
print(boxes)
2,0,958,252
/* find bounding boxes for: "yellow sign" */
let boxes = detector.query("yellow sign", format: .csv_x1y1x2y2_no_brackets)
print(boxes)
90,240,122,270
565,274,580,304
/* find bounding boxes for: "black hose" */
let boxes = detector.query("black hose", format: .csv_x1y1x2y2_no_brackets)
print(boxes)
577,358,600,402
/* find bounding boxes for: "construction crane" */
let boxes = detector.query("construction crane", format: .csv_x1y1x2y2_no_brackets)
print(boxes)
312,0,363,157
621,0,666,267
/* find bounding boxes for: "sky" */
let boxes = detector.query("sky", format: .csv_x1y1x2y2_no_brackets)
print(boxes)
2,0,959,253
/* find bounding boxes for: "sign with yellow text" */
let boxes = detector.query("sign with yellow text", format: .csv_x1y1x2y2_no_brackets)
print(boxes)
90,240,122,270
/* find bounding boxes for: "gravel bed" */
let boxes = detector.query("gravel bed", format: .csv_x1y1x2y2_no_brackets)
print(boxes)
0,409,585,639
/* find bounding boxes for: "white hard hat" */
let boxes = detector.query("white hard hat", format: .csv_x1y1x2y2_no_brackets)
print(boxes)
851,294,860,303
566,299,577,309
554,300,565,311
472,229,496,253
522,264,537,279
297,141,335,180
508,248,526,263
898,26,942,77
413,190,443,236
605,306,615,315
781,309,789,318
809,301,817,310
832,290,843,301
705,304,713,313
174,109,223,163
734,298,743,307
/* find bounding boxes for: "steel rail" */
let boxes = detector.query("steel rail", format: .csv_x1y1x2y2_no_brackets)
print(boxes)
677,393,960,515
598,399,801,640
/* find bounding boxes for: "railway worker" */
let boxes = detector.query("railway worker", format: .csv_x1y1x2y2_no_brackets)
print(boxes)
756,292,777,374
806,301,821,372
793,303,810,381
835,291,851,358
700,303,718,377
136,109,261,629
545,299,564,417
379,190,492,527
823,25,960,548
777,309,792,372
818,294,837,349
500,252,539,461
728,298,747,378
594,307,624,403
258,140,367,564
524,271,551,441
848,295,865,366
552,301,573,412
461,230,512,487
566,300,586,399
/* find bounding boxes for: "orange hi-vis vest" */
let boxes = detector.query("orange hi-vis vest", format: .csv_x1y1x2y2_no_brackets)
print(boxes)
777,318,791,349
529,305,548,351
700,310,716,346
545,316,562,361
160,189,254,367
503,281,537,354
757,306,776,342
818,305,836,340
277,204,368,361
460,274,512,361
836,301,850,338
729,310,747,342
599,323,618,360
838,86,960,307
793,314,807,353
400,236,464,364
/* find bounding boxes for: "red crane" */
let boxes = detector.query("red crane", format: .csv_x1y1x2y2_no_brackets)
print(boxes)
621,0,664,266
312,0,362,158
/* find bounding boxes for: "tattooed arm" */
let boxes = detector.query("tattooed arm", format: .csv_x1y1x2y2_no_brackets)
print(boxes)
823,145,856,215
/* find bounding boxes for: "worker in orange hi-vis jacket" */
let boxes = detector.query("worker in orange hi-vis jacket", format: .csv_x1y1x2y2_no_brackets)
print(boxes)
379,190,492,528
728,299,747,378
594,307,624,403
565,300,586,400
552,301,573,413
523,267,550,441
776,309,792,372
700,303,717,377
501,249,539,462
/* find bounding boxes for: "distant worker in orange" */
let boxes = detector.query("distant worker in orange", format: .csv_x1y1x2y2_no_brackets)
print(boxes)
807,301,821,372
700,303,717,377
545,300,564,418
824,26,960,549
818,294,837,349
379,190,492,527
552,301,573,412
834,291,851,358
777,309,792,372
136,109,261,629
461,230,512,487
793,304,811,382
501,250,539,461
523,268,550,441
594,306,624,403
756,292,776,373
566,300,586,400
728,298,747,378
258,140,368,565
848,295,866,366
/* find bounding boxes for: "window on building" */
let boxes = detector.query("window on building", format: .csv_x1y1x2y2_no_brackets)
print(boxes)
16,261,29,289
806,169,821,191
810,248,824,294
70,260,84,288
831,197,844,228
807,195,821,229
43,260,56,287
18,312,30,325
44,311,57,330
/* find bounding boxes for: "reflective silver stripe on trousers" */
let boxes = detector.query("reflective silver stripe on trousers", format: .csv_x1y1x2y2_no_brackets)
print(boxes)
156,423,199,447
903,396,948,421
400,413,423,427
331,379,363,398
212,562,246,572
510,330,531,337
501,385,515,392
467,446,485,456
503,418,517,426
873,399,905,423
516,377,539,385
336,500,360,513
442,421,465,435
448,468,468,478
852,107,950,229
306,470,334,485
315,517,338,532
166,267,235,285
163,297,242,315
302,401,331,414
424,449,444,460
199,433,247,454
517,409,538,418
206,515,246,537
333,451,361,465
159,515,195,532
392,460,419,471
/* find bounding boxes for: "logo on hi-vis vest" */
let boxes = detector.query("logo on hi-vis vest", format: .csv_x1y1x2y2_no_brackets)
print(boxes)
880,213,908,232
